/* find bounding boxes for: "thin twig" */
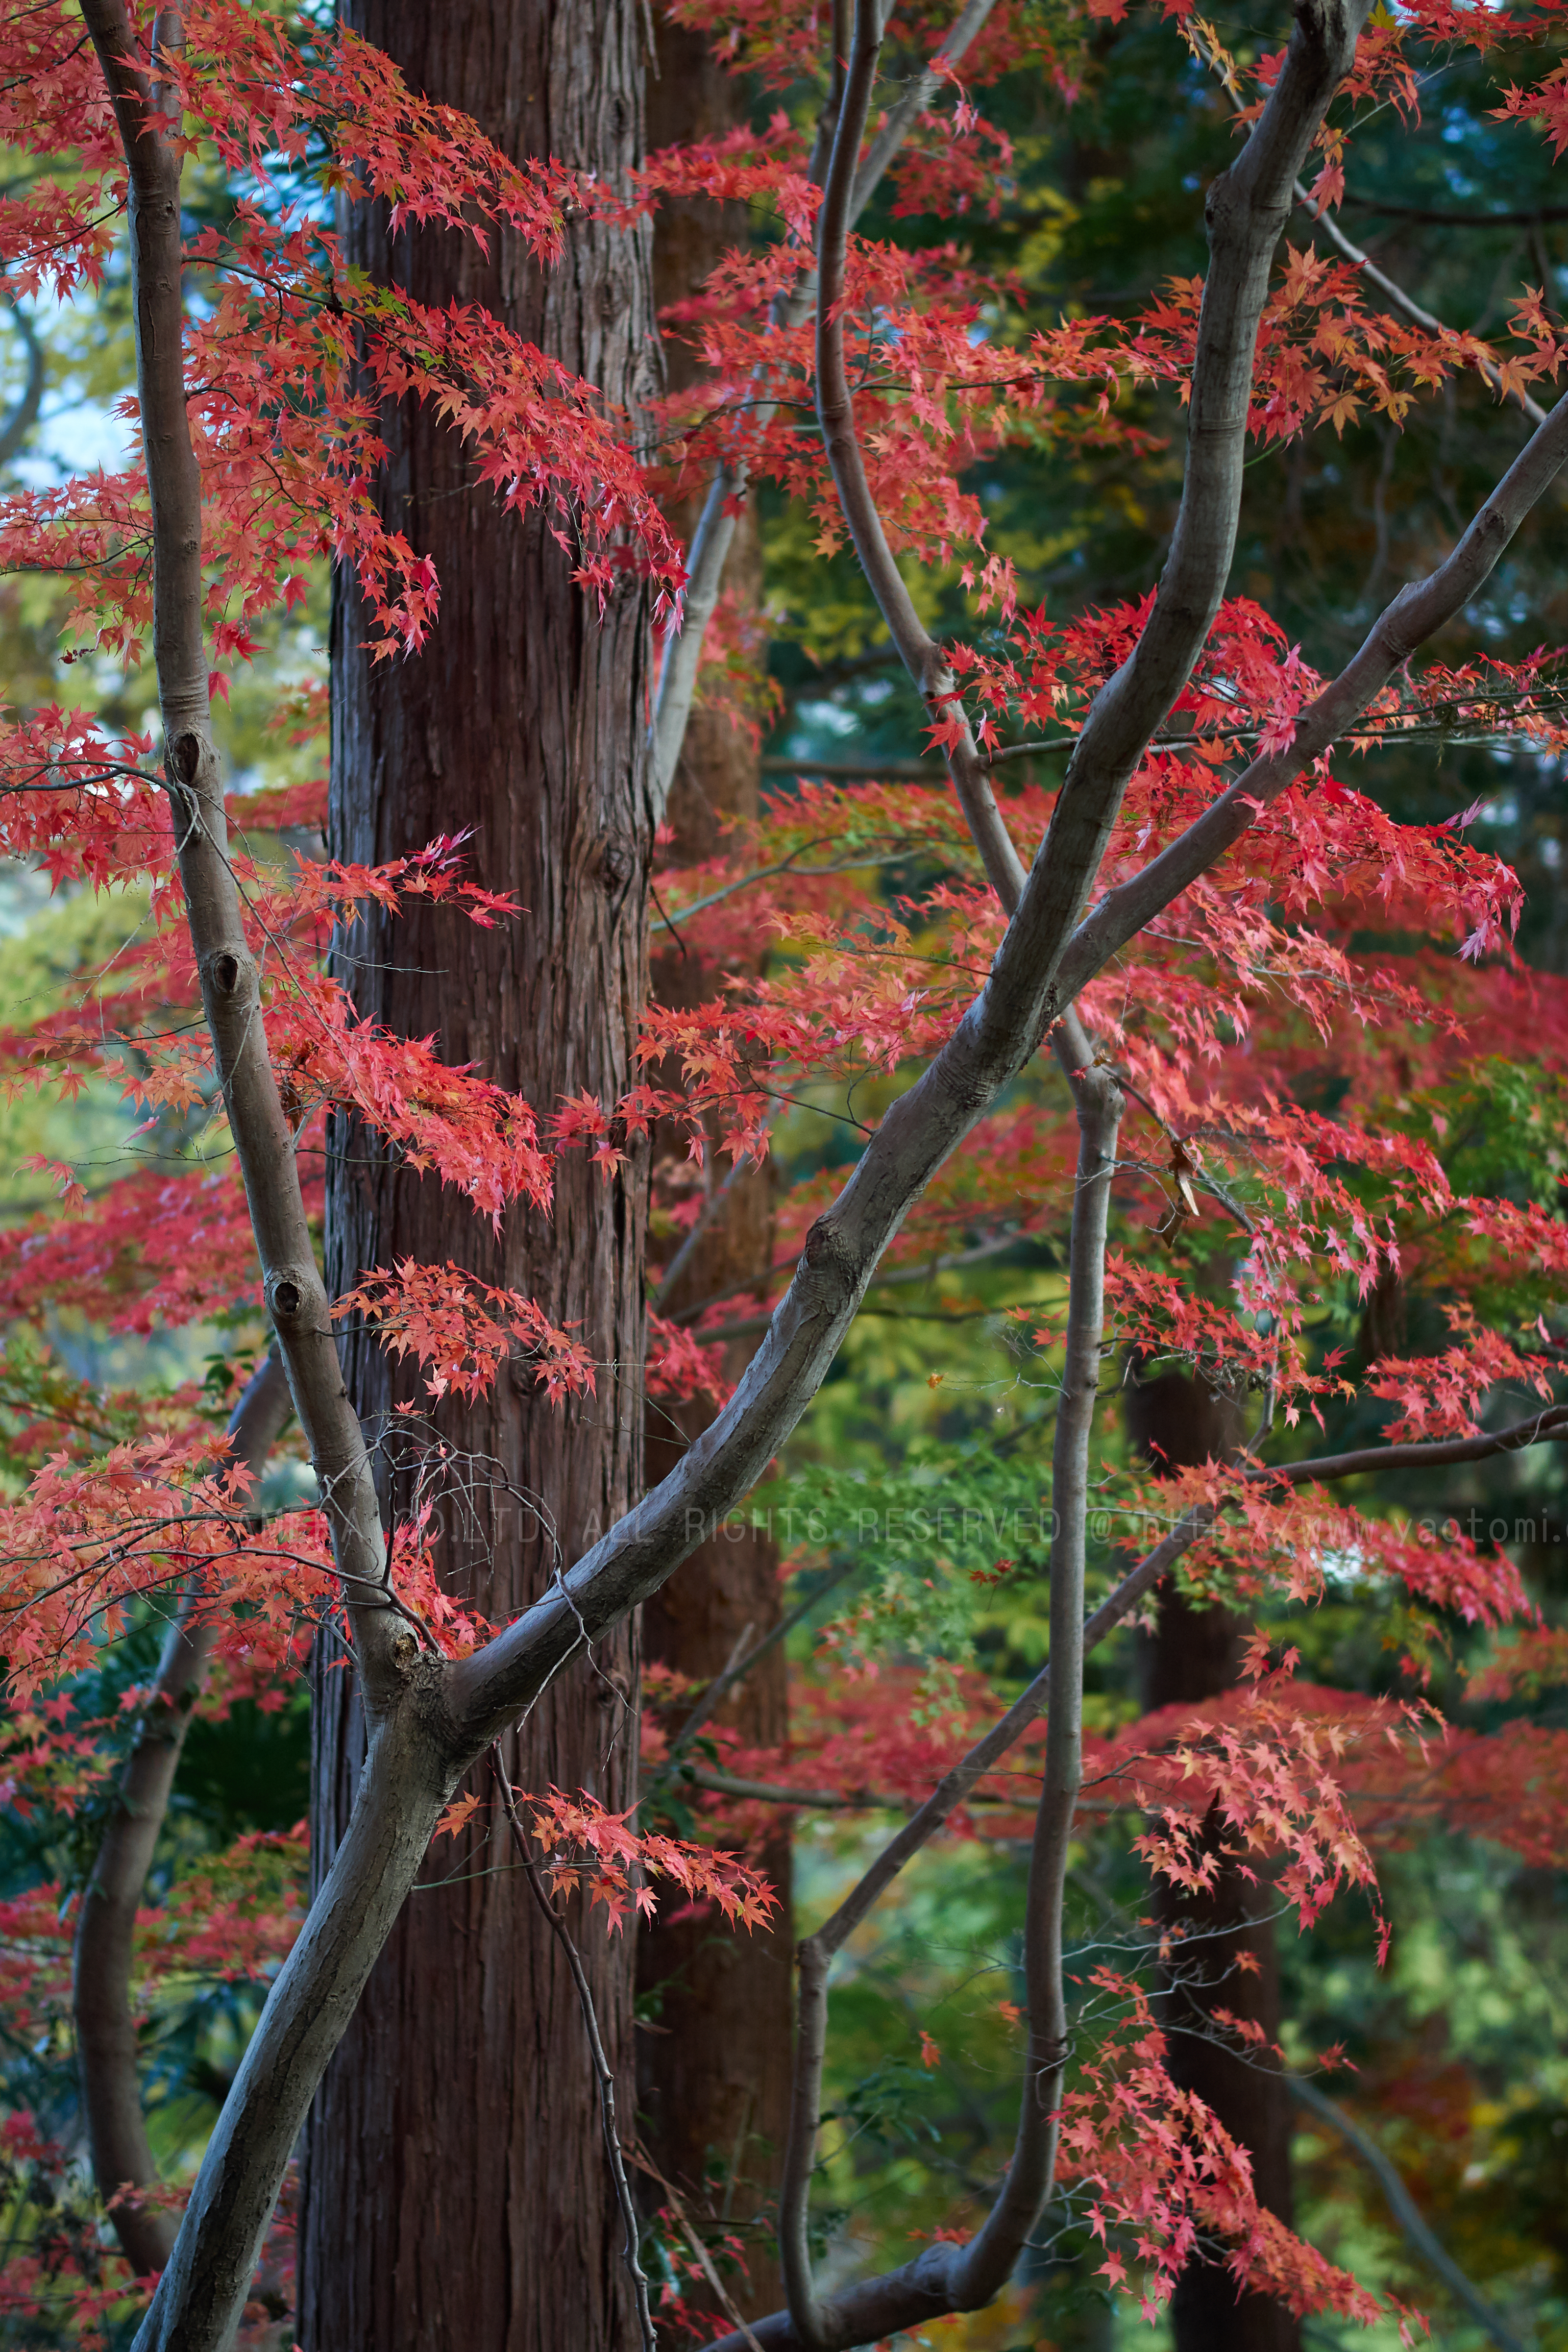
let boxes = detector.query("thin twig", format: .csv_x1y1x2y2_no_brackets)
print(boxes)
655,1559,860,1783
628,2145,766,2352
1294,180,1550,428
490,1751,657,2351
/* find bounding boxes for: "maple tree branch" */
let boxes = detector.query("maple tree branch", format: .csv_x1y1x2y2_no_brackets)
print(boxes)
687,1763,885,1808
78,0,414,1725
815,0,1026,912
776,1050,1121,2350
648,0,997,813
1048,381,1568,1007
72,1354,292,2279
972,1052,1123,2276
1288,2077,1528,2352
1294,181,1550,427
1344,192,1568,230
134,1694,454,2352
849,0,995,220
1029,0,1373,977
491,1752,657,2352
1266,1402,1568,1483
648,842,909,933
1054,380,1568,1009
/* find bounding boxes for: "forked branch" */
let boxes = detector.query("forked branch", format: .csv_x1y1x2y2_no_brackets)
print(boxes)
774,1048,1122,2352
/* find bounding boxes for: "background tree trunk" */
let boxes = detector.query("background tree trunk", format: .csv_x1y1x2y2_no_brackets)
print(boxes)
635,22,794,2318
1129,1363,1301,2352
300,7,656,2346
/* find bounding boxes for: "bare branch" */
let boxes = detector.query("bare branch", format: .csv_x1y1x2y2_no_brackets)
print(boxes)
1266,1402,1568,1483
1028,0,1374,967
648,0,998,812
775,1032,1121,2348
654,1558,859,1780
132,1700,455,2352
687,1763,884,1809
1343,193,1568,230
630,2143,767,2352
849,0,997,223
1288,2077,1528,2352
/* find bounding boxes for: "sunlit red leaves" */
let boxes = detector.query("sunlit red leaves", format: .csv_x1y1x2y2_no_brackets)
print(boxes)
1057,1970,1416,2333
518,1785,779,1935
335,1260,594,1406
0,1422,334,1704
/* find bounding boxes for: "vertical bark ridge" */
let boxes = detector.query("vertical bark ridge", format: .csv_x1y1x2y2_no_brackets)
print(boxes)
302,6,656,2345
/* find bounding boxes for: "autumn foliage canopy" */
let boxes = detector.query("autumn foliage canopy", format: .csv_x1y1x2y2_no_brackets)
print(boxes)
0,0,1566,2342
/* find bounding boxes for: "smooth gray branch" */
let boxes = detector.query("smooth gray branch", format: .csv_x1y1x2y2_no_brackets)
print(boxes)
1054,382,1568,1010
78,0,414,1718
648,0,998,811
774,963,1122,2347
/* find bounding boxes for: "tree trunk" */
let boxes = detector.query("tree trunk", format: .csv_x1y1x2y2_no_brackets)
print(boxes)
636,23,794,2317
1129,1363,1300,2352
300,8,655,2346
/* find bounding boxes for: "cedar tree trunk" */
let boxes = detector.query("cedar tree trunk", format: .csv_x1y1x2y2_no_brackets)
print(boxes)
300,7,656,2346
636,21,793,2316
1130,1363,1300,2352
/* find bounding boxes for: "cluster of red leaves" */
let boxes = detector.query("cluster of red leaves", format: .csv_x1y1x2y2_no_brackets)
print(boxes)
1057,1969,1424,2337
0,8,682,670
0,1427,332,1703
336,1261,595,1406
435,1782,778,1937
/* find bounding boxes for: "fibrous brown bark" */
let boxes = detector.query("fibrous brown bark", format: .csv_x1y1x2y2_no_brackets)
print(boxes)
1129,1363,1300,2352
636,18,793,2317
300,7,656,2346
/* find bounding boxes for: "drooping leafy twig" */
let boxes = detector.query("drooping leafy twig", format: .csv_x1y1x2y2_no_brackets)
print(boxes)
1293,181,1550,427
